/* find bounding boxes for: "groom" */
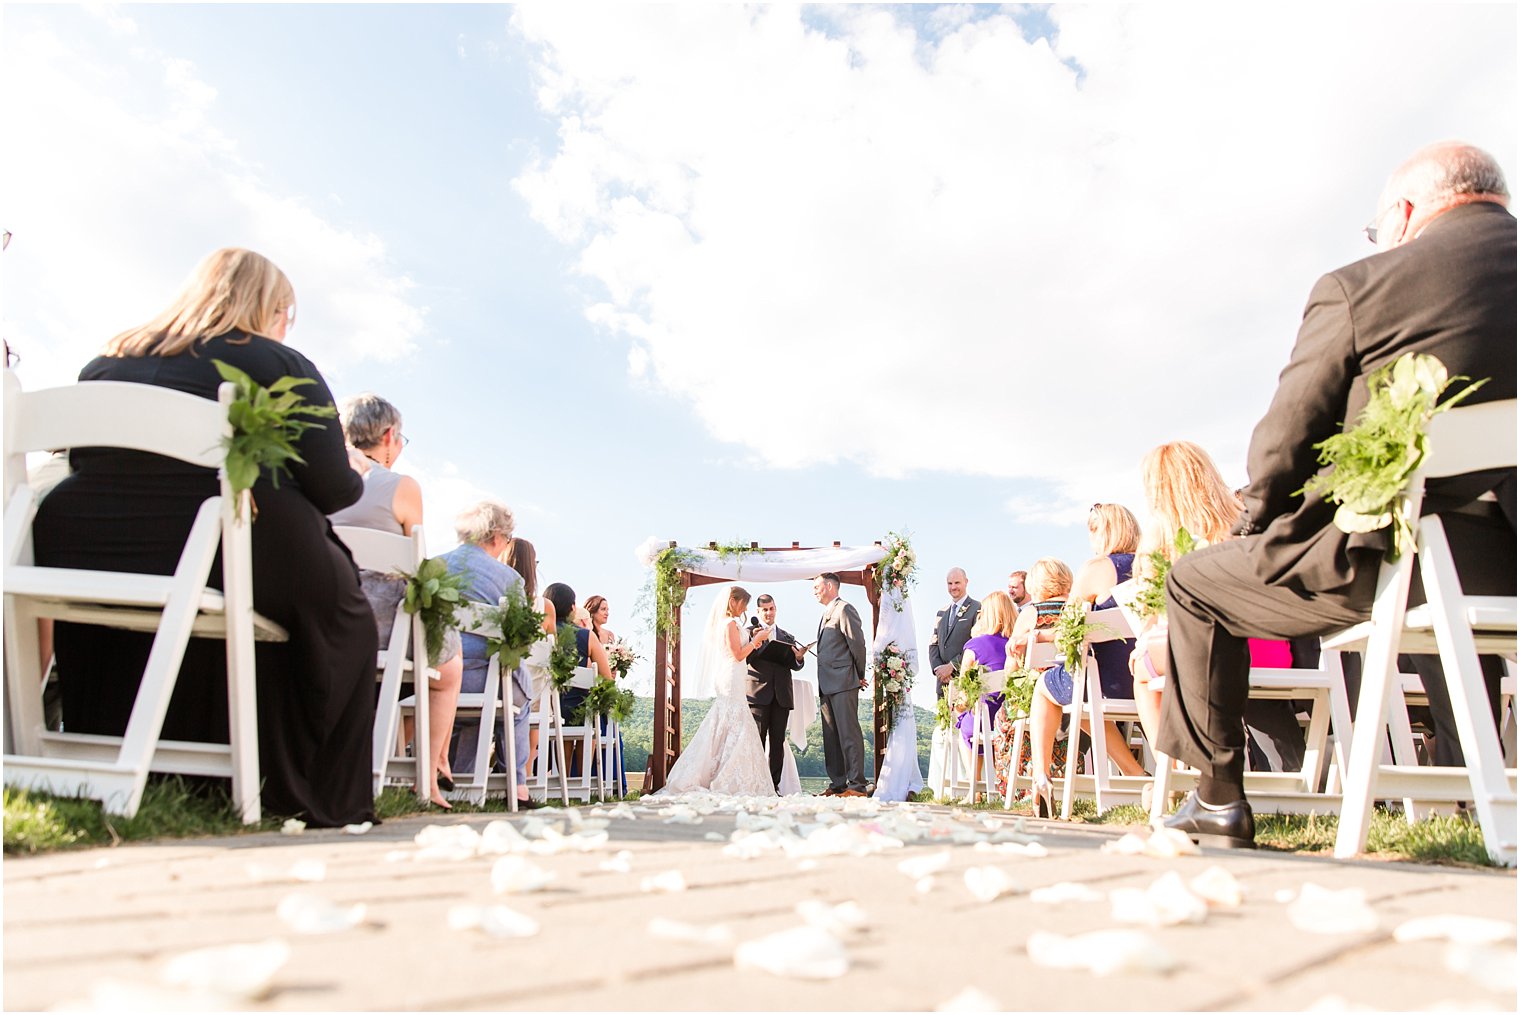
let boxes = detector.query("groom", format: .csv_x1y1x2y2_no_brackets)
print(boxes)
799,573,869,797
745,593,804,791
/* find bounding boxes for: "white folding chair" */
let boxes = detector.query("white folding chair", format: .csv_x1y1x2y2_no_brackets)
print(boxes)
597,714,626,801
1001,636,1058,807
555,666,604,802
3,373,284,821
941,693,997,804
527,677,574,806
1053,606,1151,818
417,601,511,806
1328,400,1518,866
1147,651,1356,823
330,525,431,802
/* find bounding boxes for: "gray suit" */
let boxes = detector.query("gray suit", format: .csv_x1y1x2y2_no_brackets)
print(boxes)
928,597,980,698
816,597,868,793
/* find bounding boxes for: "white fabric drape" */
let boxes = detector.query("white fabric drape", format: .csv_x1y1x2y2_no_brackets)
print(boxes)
870,586,924,801
635,539,887,581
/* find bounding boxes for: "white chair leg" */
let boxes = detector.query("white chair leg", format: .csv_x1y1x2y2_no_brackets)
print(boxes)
1060,656,1088,821
1149,752,1173,824
220,496,261,824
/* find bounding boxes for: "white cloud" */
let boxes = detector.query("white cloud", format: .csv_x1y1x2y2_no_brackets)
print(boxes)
0,15,425,391
509,4,1516,500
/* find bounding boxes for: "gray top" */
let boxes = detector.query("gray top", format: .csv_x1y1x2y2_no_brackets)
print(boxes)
328,459,405,533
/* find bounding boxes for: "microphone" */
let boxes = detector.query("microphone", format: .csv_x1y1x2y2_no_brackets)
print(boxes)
749,616,761,633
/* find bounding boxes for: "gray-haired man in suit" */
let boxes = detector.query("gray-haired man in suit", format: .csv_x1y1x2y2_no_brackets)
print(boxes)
798,572,869,796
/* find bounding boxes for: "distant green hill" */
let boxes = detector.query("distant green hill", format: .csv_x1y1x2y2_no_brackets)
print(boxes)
619,697,936,779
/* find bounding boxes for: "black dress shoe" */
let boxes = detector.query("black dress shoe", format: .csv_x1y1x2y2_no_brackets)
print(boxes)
1163,790,1256,849
516,796,547,811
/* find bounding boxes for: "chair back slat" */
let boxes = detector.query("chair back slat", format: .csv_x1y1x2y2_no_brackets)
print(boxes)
6,380,230,468
332,526,424,576
1420,399,1516,478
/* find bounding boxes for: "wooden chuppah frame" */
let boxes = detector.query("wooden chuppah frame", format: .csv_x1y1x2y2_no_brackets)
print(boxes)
648,541,885,793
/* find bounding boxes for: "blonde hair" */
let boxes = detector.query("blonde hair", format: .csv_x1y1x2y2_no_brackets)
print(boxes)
971,590,1019,638
1140,441,1241,559
105,248,295,358
1029,558,1073,601
727,586,752,614
1088,503,1140,555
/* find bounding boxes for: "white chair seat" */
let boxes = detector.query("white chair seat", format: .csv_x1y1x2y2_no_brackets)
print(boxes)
1323,597,1517,654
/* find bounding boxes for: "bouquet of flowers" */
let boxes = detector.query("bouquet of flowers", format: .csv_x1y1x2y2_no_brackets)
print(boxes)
398,556,468,667
606,638,638,681
1298,352,1487,560
874,531,918,610
872,641,915,737
935,694,954,732
470,585,547,672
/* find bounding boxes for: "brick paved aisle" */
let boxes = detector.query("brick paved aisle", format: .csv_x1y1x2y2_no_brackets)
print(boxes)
5,796,1515,1011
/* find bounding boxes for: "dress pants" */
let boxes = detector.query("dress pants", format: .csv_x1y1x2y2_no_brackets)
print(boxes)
749,698,790,791
820,688,867,792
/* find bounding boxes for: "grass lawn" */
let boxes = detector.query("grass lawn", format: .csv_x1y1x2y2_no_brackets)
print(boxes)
3,776,1498,868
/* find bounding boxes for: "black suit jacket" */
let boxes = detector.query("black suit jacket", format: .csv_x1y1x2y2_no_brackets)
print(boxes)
745,625,803,708
1240,201,1517,595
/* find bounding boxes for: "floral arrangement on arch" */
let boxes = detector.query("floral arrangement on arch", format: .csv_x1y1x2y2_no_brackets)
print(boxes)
874,530,918,610
873,641,915,737
606,638,638,681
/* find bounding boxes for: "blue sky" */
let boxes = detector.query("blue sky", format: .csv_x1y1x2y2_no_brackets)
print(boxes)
3,4,1515,708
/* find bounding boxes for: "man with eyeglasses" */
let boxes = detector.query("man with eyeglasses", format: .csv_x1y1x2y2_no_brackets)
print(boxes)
1158,141,1516,849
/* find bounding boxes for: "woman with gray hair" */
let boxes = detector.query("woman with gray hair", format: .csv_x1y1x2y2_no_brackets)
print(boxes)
330,392,463,808
439,500,537,794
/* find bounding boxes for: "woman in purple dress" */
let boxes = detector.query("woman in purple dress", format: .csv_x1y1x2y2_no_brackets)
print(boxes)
953,591,1021,748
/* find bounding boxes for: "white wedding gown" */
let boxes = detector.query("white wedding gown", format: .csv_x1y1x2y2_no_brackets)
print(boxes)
657,607,780,797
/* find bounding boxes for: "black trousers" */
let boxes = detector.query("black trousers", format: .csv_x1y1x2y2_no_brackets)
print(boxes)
1160,511,1514,787
749,698,790,791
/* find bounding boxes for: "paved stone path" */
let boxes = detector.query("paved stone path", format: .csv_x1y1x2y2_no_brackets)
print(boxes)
5,797,1516,1011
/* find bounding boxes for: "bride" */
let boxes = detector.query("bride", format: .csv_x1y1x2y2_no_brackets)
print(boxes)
657,586,781,796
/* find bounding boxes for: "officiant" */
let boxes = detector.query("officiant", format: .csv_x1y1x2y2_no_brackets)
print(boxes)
745,593,805,791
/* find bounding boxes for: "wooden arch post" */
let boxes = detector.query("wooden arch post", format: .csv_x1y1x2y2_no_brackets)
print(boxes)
647,540,885,793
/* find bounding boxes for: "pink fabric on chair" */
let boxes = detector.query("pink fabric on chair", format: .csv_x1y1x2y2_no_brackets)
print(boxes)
1247,638,1293,668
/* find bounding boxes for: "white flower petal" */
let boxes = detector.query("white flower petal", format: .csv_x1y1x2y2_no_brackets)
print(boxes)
795,899,868,936
1030,882,1105,905
275,893,365,935
340,822,372,836
479,820,529,855
1394,916,1516,946
915,876,937,894
935,987,1003,1012
599,850,634,873
1443,942,1518,994
1188,866,1242,908
973,840,1048,858
54,979,236,1012
1110,872,1207,928
734,925,849,980
640,870,687,893
491,856,555,894
897,850,952,880
649,918,733,946
279,819,305,836
964,866,1017,904
447,905,539,939
1287,883,1379,935
1027,929,1176,976
159,939,290,998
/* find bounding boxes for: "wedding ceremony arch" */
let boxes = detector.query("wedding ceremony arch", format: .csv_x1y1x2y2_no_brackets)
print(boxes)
636,538,919,793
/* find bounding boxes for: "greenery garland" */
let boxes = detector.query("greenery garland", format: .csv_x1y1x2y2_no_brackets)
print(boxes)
399,557,469,667
469,585,547,672
1133,527,1198,621
548,623,582,691
874,531,918,610
712,540,765,569
1297,352,1487,561
1053,598,1111,676
949,659,989,714
1001,664,1040,721
935,694,954,731
573,679,636,725
644,546,704,639
213,360,336,520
